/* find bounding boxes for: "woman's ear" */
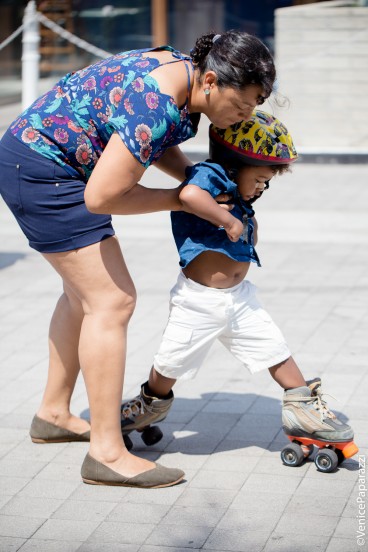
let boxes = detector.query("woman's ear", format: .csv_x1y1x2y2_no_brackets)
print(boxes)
203,71,218,90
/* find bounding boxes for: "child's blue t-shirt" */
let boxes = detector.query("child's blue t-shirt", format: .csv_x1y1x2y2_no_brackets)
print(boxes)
171,161,261,268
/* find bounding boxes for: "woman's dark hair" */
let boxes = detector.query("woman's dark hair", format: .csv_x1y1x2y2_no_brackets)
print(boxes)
190,30,276,98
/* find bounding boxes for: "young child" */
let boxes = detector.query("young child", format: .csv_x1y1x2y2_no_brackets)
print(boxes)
121,111,354,453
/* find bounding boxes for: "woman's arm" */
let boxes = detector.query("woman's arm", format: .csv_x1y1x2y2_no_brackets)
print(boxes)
85,134,182,214
154,145,194,181
180,184,243,242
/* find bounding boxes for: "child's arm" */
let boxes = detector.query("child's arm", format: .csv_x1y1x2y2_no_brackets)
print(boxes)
179,184,243,242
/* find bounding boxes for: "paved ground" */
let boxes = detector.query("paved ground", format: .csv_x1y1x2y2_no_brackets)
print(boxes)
0,103,367,552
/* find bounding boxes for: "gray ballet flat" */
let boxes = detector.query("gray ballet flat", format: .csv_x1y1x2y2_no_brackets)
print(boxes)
81,453,185,488
30,414,90,443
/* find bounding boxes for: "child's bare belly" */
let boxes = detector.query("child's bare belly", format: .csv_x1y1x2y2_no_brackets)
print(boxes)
182,251,251,289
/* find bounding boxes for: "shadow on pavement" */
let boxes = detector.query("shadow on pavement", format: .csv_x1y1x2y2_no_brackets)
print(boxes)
80,391,360,472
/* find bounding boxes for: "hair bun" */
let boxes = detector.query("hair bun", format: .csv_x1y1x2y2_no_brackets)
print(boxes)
190,32,216,65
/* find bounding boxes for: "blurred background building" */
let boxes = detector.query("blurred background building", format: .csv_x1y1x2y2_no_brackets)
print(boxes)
0,0,367,151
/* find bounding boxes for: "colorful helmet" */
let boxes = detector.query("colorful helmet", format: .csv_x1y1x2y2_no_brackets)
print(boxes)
209,110,298,167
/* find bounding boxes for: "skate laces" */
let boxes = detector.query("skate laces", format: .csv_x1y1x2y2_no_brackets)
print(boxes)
294,388,337,422
311,386,337,421
121,396,144,420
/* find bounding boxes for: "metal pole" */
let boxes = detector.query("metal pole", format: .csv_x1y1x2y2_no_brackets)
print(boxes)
22,1,40,111
151,0,168,48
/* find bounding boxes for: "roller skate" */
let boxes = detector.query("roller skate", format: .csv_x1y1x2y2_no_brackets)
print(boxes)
281,378,358,473
121,382,174,451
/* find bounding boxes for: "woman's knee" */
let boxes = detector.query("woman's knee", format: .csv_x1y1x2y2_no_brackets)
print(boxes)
92,287,137,326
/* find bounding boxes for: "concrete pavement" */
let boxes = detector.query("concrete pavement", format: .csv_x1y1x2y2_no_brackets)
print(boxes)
0,102,367,551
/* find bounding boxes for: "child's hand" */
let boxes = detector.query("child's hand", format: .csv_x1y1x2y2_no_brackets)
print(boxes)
222,217,243,242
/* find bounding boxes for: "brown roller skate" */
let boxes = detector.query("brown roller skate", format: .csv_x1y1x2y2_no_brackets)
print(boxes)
121,382,174,451
281,378,358,472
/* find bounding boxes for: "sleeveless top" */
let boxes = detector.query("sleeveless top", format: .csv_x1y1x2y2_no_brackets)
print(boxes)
9,46,197,181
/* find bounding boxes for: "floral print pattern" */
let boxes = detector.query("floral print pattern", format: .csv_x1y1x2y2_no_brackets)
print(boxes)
10,47,197,179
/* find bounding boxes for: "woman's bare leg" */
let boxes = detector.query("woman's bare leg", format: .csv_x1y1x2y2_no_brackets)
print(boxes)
42,236,155,477
37,283,90,434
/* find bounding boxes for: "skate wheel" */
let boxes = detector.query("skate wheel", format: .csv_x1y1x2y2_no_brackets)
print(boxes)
314,448,338,473
123,433,133,451
141,425,163,446
281,442,305,467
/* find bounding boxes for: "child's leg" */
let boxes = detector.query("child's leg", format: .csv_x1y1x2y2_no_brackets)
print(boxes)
121,273,227,434
269,356,306,389
148,366,176,397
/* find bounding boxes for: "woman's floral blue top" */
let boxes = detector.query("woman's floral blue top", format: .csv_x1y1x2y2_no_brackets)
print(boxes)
10,47,197,181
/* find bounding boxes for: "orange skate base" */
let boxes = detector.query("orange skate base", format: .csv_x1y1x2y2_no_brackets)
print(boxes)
286,435,359,459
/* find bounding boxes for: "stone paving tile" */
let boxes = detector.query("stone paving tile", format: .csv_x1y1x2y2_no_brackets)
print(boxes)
229,491,291,512
0,514,46,539
333,517,361,540
325,537,364,552
140,547,209,552
214,440,270,457
238,473,302,495
0,497,63,519
3,441,67,463
35,462,81,481
292,475,357,498
17,479,80,501
201,453,260,473
217,507,281,533
0,536,26,552
146,524,212,549
188,469,250,491
0,476,30,497
51,499,117,522
161,505,226,528
77,544,139,552
0,457,47,479
85,521,155,545
18,540,82,552
69,483,130,503
252,455,311,477
175,488,237,509
107,502,170,524
31,519,99,542
285,493,347,517
263,534,330,552
203,528,270,551
274,512,340,537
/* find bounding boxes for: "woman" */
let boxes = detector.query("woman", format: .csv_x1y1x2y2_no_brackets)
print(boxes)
0,31,276,487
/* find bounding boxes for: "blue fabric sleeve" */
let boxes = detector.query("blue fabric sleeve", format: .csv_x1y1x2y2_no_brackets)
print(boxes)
183,162,236,197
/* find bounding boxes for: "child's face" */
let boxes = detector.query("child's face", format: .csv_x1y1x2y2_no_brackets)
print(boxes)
235,165,275,201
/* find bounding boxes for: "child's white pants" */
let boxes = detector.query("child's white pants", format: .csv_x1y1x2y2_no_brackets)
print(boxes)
153,272,291,380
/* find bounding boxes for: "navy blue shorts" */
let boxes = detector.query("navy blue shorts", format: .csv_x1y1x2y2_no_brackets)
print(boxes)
0,129,115,253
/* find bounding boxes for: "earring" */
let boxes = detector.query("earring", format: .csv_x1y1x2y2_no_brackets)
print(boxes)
204,88,210,95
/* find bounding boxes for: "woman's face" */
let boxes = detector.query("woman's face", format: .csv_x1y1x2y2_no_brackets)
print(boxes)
203,81,266,129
